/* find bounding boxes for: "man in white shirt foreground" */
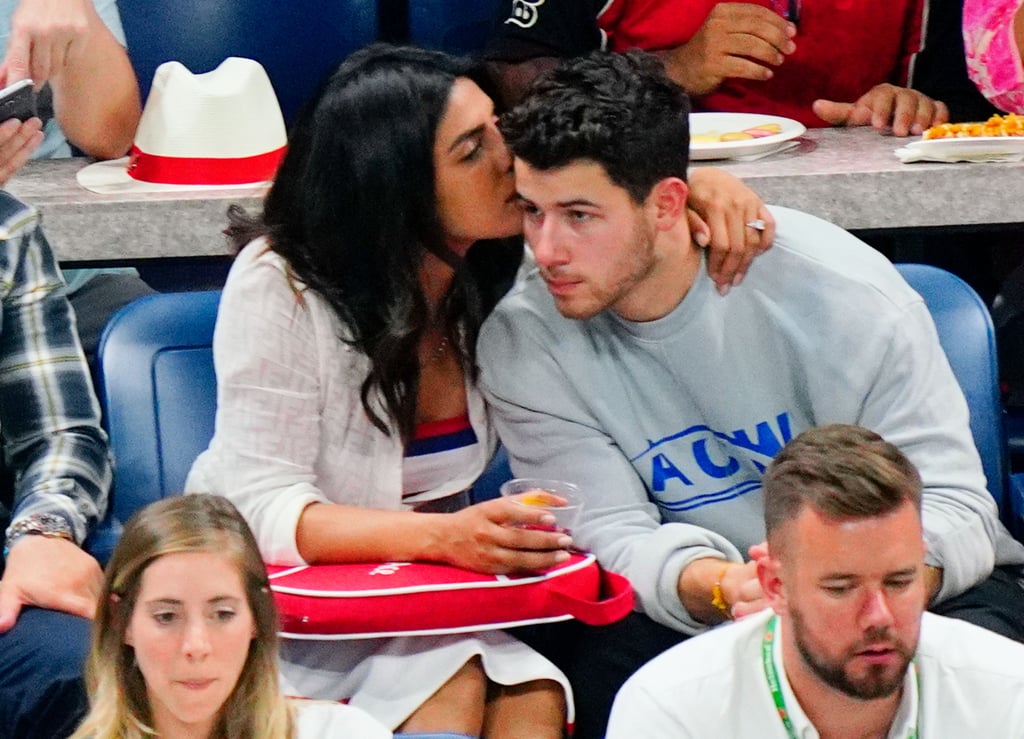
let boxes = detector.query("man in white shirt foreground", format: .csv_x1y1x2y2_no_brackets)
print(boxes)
608,424,1024,738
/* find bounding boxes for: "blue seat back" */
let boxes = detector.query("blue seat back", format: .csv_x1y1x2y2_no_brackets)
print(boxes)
97,291,220,523
118,0,378,125
471,444,513,503
408,0,499,54
895,264,1008,512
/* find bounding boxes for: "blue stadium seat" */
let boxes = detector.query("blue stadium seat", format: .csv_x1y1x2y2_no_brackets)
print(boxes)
895,263,1022,538
471,444,513,502
96,291,220,525
408,0,499,54
117,0,378,124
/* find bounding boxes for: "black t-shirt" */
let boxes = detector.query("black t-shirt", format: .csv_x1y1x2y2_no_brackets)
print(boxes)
912,0,1001,121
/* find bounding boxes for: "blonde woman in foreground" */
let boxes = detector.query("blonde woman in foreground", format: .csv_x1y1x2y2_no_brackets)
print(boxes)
70,494,391,739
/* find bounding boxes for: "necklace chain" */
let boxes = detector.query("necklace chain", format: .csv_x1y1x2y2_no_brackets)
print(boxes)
430,337,449,363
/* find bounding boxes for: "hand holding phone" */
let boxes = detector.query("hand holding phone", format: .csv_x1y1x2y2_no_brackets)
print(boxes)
0,79,44,185
0,79,37,123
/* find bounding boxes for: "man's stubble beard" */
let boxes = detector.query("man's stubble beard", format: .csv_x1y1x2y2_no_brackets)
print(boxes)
790,606,913,701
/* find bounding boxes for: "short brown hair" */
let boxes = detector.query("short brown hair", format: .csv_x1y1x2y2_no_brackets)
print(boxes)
763,424,922,549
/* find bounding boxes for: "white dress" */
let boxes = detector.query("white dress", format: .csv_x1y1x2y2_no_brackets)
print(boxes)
294,699,392,738
186,240,573,729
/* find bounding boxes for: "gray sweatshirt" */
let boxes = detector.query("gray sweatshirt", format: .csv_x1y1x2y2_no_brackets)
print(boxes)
479,205,1024,634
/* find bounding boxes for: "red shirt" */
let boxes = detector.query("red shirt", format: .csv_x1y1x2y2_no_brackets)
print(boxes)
597,0,927,127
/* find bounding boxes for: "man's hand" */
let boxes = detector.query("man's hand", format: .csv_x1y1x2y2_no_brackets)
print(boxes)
0,0,139,159
812,84,949,137
0,535,102,631
659,3,796,96
0,116,42,184
718,560,770,620
687,167,774,294
679,556,771,624
0,0,93,88
747,540,769,563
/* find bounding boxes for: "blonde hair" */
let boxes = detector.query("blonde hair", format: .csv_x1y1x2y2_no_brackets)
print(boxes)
71,494,293,739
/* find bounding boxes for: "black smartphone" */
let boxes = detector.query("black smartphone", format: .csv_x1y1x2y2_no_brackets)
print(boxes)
0,79,37,123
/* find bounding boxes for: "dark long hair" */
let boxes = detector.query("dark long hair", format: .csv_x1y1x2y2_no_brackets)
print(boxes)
227,43,521,441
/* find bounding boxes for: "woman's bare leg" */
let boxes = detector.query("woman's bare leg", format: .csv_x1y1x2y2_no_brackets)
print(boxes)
396,655,487,735
482,679,566,739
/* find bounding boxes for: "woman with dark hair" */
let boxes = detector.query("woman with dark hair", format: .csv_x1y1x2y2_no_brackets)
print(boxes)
186,42,770,735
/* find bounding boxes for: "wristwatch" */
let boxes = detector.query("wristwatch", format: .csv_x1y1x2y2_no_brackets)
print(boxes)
3,513,74,558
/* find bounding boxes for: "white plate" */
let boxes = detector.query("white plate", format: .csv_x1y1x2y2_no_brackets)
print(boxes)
689,113,806,161
899,136,1024,160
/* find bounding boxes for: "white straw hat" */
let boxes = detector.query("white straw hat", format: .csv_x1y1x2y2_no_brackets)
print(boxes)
77,57,287,194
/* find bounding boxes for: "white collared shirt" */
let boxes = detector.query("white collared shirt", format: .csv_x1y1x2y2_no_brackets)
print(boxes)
769,615,918,739
608,609,1024,738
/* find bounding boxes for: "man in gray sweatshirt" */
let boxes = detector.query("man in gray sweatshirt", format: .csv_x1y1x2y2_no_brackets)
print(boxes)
480,49,1024,739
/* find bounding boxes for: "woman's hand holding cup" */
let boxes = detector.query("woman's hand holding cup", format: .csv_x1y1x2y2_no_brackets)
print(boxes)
437,492,577,575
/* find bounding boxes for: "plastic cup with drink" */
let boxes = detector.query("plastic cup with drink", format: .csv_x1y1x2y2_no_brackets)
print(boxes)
500,478,583,534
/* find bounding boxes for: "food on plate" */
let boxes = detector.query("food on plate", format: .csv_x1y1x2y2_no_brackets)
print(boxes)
692,122,783,144
923,113,1024,140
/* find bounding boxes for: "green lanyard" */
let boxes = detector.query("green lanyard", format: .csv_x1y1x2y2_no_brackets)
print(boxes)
761,615,919,739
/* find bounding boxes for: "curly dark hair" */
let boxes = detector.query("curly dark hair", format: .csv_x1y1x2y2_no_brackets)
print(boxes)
225,43,521,442
499,50,691,204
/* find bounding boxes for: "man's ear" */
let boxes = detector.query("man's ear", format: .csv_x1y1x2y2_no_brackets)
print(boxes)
646,177,689,231
758,551,788,615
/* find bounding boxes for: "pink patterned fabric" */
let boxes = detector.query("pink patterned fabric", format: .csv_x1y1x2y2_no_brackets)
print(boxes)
964,0,1024,112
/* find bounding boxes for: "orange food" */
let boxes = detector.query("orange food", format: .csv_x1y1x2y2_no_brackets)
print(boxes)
518,491,551,506
923,113,1024,139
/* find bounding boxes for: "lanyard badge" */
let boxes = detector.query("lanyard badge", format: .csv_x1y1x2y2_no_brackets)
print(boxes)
761,615,919,739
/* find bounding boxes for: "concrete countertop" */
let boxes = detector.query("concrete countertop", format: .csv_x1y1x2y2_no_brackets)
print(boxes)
6,127,1023,264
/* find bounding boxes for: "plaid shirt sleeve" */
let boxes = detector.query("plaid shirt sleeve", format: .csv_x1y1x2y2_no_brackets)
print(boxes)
0,194,111,547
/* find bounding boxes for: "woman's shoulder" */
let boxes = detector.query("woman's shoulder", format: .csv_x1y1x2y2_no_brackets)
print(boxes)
222,238,321,315
292,699,392,738
221,238,357,346
231,238,305,286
